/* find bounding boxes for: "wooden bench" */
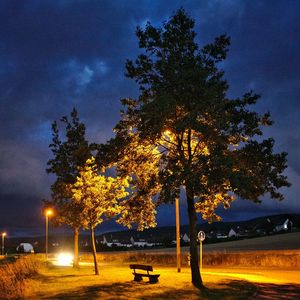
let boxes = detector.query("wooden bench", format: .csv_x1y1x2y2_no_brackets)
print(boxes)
129,264,160,284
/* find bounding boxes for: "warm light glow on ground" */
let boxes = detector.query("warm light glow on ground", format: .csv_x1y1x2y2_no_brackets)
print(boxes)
203,270,284,284
24,263,300,299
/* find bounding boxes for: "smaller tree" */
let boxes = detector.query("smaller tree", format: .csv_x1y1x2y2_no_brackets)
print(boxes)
46,108,94,267
71,157,129,275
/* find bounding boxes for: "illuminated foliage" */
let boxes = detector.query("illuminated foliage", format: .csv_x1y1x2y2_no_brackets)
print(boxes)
99,9,290,289
71,156,129,275
115,134,161,231
72,156,129,229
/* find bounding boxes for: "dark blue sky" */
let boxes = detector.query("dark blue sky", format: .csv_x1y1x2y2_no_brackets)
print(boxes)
0,1,299,236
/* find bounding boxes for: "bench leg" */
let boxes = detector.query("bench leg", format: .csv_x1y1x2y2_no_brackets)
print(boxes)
134,274,142,282
149,277,158,284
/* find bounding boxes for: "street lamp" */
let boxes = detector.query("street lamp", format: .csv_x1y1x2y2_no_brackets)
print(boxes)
163,130,181,273
45,209,53,260
2,232,6,256
175,198,181,272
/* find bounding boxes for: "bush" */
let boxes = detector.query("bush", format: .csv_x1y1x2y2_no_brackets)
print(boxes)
0,256,40,299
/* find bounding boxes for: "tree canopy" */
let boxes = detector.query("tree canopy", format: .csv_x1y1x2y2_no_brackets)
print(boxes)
47,108,93,227
98,9,290,288
46,108,94,267
72,156,129,231
71,156,129,274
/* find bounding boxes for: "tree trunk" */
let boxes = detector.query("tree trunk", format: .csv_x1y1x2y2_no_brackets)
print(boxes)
91,227,99,275
73,227,79,268
186,190,203,289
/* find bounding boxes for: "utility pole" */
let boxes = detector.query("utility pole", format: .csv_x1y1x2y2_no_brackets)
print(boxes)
175,197,181,272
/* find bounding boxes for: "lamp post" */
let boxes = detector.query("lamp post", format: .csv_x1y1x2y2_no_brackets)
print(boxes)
45,209,53,260
163,130,181,273
1,232,6,256
175,198,181,272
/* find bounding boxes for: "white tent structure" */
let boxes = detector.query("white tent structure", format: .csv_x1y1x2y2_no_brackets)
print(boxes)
16,243,34,253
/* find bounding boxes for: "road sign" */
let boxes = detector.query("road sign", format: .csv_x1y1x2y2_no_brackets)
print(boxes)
198,231,205,242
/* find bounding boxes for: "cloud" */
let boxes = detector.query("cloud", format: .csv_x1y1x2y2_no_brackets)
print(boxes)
0,1,299,233
0,141,50,197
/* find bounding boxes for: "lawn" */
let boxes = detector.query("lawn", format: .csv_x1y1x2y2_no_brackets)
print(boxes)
22,262,259,299
22,263,260,299
4,251,300,299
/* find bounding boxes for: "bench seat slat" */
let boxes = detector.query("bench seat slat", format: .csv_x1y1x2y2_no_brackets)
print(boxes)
129,264,153,271
132,272,159,277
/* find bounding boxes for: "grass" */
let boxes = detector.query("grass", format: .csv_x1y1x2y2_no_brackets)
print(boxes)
24,263,258,299
2,247,300,299
0,255,41,299
79,249,300,269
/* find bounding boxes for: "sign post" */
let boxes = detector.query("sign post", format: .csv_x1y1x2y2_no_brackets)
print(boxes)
198,231,205,272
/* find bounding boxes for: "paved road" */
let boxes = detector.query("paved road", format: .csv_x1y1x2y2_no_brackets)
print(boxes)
203,267,300,300
203,267,300,284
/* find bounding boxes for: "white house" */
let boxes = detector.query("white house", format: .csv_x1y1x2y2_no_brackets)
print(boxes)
275,219,293,232
100,235,108,244
133,239,149,247
216,233,228,239
129,237,155,247
182,233,190,243
102,236,133,248
228,228,237,238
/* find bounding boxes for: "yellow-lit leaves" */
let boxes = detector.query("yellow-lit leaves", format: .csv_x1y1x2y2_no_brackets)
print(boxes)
71,157,129,229
195,180,236,223
115,135,161,230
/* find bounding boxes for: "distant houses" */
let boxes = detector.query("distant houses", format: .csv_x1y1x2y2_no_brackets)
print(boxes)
274,218,293,232
198,217,296,242
73,215,298,251
99,235,160,248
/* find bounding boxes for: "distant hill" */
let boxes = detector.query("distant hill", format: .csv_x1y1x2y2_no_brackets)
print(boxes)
95,213,300,243
4,213,300,253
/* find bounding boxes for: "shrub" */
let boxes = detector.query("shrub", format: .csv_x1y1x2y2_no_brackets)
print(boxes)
0,256,40,299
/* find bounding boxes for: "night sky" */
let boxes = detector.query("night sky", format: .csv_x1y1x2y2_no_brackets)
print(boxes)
0,1,299,236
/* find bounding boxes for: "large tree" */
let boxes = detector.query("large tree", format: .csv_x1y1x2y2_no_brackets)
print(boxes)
98,9,290,289
71,157,129,275
47,108,94,267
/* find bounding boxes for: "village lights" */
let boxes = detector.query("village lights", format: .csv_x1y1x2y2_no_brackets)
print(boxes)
45,209,53,260
2,232,7,255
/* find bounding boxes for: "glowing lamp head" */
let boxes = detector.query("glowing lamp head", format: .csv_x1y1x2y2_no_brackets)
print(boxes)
45,209,53,217
2,232,6,237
